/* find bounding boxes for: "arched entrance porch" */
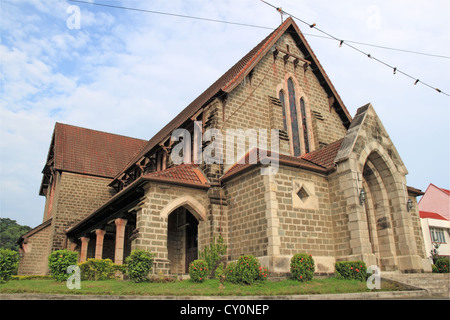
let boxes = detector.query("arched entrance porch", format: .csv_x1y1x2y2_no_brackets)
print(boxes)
361,155,398,271
167,207,199,274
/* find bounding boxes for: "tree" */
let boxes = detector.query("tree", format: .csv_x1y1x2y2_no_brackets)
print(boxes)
0,218,31,251
199,235,227,278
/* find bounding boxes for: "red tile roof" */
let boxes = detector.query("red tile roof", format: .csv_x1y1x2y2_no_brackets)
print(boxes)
143,164,209,187
53,123,147,178
301,139,343,169
420,211,449,221
113,17,351,184
221,148,334,181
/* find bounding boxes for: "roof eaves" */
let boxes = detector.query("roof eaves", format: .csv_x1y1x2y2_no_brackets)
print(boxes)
17,218,53,245
142,175,210,190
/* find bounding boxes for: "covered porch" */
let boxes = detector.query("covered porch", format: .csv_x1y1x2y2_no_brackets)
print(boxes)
65,179,145,265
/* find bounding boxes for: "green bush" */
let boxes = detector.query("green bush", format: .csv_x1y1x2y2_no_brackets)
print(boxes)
290,253,315,282
334,261,367,281
214,262,225,280
225,255,267,285
236,255,260,284
0,249,19,283
258,265,269,281
78,258,124,280
125,249,154,283
433,257,449,273
198,235,227,278
225,261,238,283
48,250,78,282
189,259,209,283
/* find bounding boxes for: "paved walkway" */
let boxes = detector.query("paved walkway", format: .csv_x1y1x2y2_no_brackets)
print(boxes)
0,289,436,300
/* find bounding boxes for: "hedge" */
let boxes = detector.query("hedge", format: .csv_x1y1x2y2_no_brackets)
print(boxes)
189,260,209,283
48,250,78,282
290,253,315,282
334,261,367,281
432,257,449,273
125,249,154,283
0,249,19,283
78,258,125,280
224,255,267,285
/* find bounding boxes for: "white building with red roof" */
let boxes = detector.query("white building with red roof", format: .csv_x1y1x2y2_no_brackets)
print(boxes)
419,184,450,261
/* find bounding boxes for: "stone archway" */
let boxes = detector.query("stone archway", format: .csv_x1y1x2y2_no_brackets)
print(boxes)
160,195,207,222
161,196,206,274
355,146,422,272
167,207,199,274
361,156,398,271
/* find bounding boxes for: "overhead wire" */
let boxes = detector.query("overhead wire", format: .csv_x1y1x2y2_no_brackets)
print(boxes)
70,0,449,96
69,0,449,60
259,0,449,96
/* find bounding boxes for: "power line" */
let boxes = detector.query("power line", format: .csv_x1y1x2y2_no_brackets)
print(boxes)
259,0,449,97
69,0,449,60
68,0,272,30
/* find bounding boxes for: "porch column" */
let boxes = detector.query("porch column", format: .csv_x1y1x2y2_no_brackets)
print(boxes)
80,236,90,263
95,229,106,259
114,218,128,265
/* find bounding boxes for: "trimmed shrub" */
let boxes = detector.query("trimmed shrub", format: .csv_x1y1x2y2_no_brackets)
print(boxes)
433,257,449,273
48,250,78,282
189,259,209,283
125,249,154,283
0,249,19,283
258,265,269,281
225,261,238,283
78,258,124,281
235,255,260,284
225,255,267,285
334,261,367,281
290,253,315,282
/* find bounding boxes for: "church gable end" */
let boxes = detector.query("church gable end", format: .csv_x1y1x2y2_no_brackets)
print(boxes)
221,21,351,162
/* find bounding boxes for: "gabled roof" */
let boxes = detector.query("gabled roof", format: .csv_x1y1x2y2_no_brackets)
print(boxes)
301,139,343,170
142,164,209,188
40,123,147,195
52,123,147,177
112,17,352,185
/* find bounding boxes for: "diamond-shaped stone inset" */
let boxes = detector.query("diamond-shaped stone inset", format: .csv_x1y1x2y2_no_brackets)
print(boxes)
296,187,309,201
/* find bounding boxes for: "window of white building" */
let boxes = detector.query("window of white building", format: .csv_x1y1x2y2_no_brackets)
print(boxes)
430,228,447,243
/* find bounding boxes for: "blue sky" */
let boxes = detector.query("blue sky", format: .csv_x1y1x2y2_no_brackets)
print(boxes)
1,0,449,228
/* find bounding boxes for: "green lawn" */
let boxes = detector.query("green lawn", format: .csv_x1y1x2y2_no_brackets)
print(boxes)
0,277,400,296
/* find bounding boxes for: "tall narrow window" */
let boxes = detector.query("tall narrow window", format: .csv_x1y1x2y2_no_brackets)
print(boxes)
287,78,301,156
279,90,288,132
300,98,310,153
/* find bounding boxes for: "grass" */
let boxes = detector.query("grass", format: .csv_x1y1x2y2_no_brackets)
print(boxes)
0,277,401,297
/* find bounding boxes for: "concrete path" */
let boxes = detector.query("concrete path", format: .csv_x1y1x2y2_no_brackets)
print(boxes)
0,289,434,300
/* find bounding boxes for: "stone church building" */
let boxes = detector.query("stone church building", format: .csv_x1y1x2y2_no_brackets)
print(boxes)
18,18,431,276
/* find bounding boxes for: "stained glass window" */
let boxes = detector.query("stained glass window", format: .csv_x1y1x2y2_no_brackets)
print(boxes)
287,78,301,156
279,90,288,132
300,98,310,153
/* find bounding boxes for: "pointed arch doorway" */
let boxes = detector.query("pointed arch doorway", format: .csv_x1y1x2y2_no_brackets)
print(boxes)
360,152,398,271
167,207,199,274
